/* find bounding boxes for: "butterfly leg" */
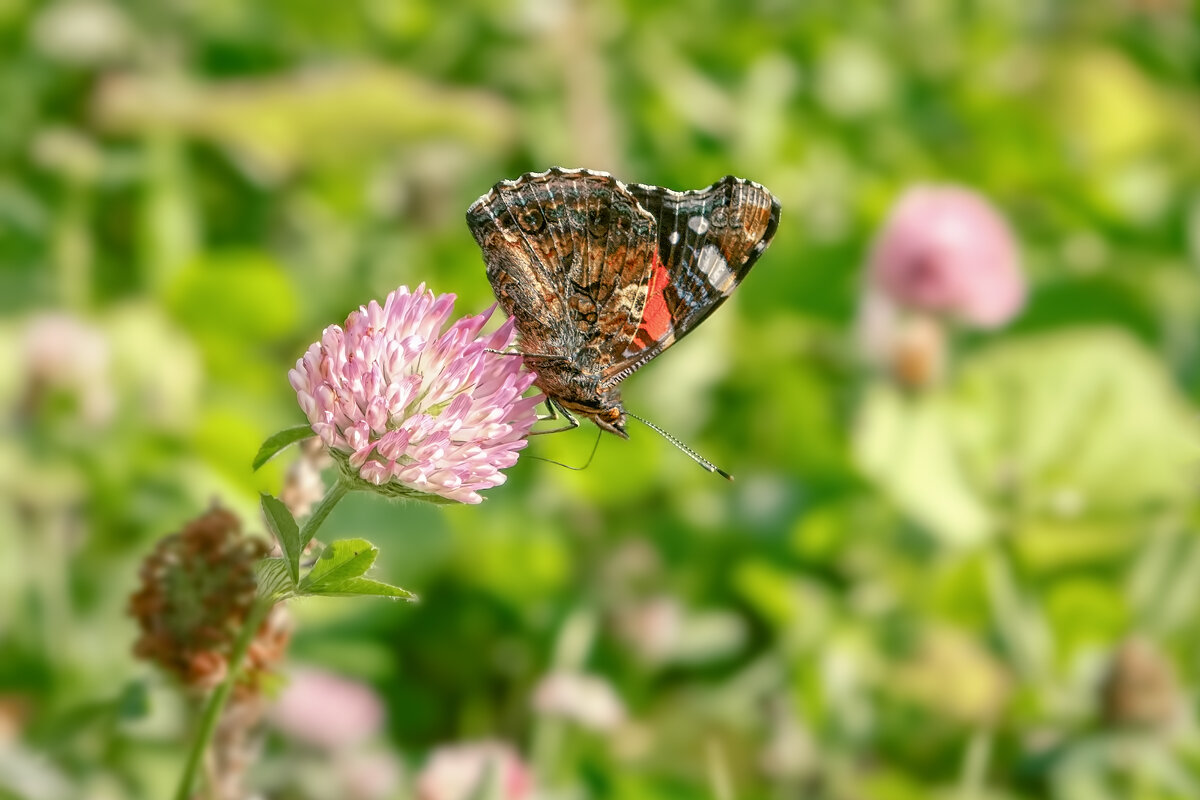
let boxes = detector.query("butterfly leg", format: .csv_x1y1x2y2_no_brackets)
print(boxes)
530,397,580,435
485,348,571,360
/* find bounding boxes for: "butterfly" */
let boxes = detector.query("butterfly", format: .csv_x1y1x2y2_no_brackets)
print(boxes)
466,167,780,478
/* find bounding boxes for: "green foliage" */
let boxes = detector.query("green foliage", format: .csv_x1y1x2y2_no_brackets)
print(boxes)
298,538,416,601
256,537,418,603
261,492,303,585
252,425,313,471
856,329,1200,545
260,490,416,600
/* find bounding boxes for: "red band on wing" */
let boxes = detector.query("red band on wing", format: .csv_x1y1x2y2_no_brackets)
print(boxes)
638,255,673,346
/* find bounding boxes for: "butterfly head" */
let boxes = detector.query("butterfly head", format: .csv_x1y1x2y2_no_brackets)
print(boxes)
527,358,630,439
555,397,627,439
588,405,628,439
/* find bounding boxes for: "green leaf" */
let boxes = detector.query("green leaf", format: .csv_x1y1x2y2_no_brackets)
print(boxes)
252,425,314,471
255,557,296,602
299,538,376,594
854,329,1200,548
298,538,416,600
116,681,150,721
261,494,301,585
310,576,417,601
853,386,993,545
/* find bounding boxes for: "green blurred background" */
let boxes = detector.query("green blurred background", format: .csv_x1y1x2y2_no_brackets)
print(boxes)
4,0,1200,798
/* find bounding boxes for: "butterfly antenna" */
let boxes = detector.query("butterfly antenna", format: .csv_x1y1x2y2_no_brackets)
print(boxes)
527,428,603,472
626,412,734,481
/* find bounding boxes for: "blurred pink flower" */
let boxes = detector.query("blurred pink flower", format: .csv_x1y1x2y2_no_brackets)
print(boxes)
21,311,114,424
868,185,1024,328
416,741,533,800
532,671,626,732
614,596,683,666
335,749,405,800
289,284,541,504
270,667,384,750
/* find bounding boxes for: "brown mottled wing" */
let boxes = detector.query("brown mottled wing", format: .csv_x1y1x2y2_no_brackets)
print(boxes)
605,176,781,383
465,168,657,364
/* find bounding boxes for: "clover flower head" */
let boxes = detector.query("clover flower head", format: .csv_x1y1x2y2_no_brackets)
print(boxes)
289,284,540,504
21,311,114,424
128,506,287,690
868,185,1025,328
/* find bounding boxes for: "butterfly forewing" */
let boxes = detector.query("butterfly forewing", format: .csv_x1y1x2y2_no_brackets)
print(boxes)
466,168,658,365
467,187,573,349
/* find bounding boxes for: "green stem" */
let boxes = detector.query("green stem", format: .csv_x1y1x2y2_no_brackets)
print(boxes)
985,536,1047,682
706,737,735,800
56,177,93,311
299,479,350,553
958,726,993,799
173,598,272,800
530,609,597,783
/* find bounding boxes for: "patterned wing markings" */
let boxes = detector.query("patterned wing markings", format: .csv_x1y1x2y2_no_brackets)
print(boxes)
466,178,573,349
607,176,781,383
468,166,780,444
465,167,658,367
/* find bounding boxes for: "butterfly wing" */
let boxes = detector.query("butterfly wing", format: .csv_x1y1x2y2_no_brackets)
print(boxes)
605,176,781,384
466,168,658,366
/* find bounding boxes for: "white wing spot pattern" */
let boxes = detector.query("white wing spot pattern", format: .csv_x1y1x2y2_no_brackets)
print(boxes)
696,244,735,294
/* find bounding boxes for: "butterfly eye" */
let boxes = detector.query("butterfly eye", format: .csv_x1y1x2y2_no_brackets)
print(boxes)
517,207,545,233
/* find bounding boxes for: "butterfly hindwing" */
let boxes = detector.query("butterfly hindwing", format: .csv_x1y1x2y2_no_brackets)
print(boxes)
607,176,781,383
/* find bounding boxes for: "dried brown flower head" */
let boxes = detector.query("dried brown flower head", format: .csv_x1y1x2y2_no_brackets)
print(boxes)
129,505,287,691
1100,637,1180,730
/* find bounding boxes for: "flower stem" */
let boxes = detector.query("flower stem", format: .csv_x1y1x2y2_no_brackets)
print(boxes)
298,478,350,552
173,598,272,800
958,726,993,799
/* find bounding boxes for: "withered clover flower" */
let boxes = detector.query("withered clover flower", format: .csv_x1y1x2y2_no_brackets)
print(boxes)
289,284,541,504
129,506,289,690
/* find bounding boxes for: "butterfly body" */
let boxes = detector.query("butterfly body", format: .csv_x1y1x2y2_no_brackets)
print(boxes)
467,167,780,442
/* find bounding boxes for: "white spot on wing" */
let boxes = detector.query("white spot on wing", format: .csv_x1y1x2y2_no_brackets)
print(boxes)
688,216,710,235
696,244,735,293
668,230,680,245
